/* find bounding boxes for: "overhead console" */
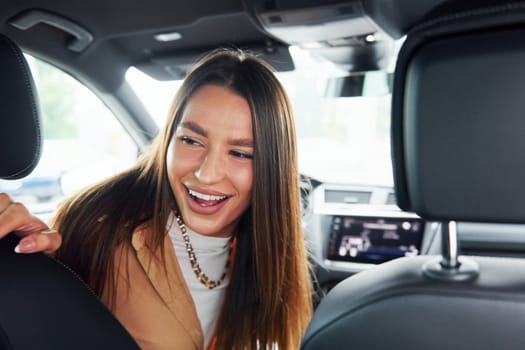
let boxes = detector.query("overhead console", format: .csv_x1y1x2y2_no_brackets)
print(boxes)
247,0,396,72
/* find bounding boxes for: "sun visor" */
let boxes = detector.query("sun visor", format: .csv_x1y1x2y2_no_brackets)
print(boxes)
135,43,295,81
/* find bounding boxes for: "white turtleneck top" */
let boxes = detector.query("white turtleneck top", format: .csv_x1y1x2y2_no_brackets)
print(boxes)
167,216,231,348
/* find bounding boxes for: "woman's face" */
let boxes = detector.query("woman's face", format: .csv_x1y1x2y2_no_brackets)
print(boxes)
166,84,254,238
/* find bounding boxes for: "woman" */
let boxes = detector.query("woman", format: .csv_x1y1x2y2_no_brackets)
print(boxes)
0,48,313,349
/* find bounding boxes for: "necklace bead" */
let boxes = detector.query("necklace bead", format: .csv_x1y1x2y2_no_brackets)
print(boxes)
175,213,231,289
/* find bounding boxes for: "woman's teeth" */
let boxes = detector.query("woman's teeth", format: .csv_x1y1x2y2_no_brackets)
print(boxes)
189,189,227,201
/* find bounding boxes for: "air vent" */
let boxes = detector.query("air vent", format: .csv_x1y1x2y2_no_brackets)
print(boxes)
386,192,397,205
325,189,371,204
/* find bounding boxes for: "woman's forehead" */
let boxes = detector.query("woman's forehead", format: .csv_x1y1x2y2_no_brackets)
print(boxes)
178,85,254,138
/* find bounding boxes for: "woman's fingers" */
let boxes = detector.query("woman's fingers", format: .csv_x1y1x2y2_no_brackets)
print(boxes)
0,200,46,238
0,192,62,254
0,192,11,209
15,230,62,254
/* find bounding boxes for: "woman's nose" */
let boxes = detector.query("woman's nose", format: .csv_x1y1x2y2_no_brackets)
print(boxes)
194,150,224,184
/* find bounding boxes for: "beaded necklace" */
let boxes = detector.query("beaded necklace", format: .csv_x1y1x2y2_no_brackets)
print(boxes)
175,213,232,289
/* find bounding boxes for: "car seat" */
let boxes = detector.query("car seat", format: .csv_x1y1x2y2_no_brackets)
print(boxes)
0,34,140,350
301,1,525,349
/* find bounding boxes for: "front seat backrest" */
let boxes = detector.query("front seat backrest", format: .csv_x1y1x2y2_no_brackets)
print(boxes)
301,1,525,349
0,34,41,179
0,34,140,350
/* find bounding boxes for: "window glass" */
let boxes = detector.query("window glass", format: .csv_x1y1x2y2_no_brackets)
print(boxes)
278,47,392,186
126,46,394,187
0,56,138,216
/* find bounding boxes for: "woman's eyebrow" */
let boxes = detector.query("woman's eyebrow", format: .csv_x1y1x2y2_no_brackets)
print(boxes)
181,120,253,147
180,121,207,137
230,138,254,148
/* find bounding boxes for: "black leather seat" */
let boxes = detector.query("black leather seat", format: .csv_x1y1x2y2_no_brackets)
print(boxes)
301,2,525,349
0,34,140,349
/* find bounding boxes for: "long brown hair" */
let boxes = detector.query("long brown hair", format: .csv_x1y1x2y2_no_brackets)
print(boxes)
52,48,313,349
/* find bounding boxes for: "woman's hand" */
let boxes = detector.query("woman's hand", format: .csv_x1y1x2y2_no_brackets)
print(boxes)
0,193,62,254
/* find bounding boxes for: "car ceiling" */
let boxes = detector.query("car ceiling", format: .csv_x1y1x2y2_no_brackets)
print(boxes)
0,0,451,91
0,0,456,147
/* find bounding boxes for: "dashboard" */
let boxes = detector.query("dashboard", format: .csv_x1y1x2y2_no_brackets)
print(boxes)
326,215,424,264
302,181,525,293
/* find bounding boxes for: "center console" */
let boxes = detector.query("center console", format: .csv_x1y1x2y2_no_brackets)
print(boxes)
304,183,440,288
327,215,425,264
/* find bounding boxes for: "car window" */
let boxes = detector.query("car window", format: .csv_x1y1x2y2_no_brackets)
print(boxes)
278,47,393,186
0,55,138,217
126,46,393,187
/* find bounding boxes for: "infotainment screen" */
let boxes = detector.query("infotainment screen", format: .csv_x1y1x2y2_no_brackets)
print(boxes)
327,216,425,264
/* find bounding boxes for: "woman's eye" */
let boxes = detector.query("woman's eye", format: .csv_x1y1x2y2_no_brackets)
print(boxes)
180,136,201,146
230,150,254,159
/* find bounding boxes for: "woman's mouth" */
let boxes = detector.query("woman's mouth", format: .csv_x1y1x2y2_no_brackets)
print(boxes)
187,188,229,207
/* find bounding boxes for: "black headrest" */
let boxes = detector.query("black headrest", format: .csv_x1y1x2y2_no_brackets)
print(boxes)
392,2,525,223
0,34,41,179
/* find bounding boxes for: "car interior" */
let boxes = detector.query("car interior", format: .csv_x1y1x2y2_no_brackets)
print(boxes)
2,0,525,348
301,1,525,348
0,33,141,350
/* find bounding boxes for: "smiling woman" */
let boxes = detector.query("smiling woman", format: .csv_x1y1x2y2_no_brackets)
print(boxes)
16,47,314,350
167,85,254,239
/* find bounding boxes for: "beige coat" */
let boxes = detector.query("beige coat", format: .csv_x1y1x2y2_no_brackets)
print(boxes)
104,229,205,350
